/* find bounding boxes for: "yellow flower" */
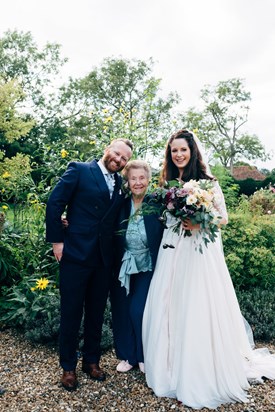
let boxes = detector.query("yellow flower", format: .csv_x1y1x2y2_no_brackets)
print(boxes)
35,278,49,290
89,140,96,145
2,205,8,210
103,108,109,113
2,171,11,179
104,116,113,123
193,129,199,135
61,149,69,158
30,287,36,292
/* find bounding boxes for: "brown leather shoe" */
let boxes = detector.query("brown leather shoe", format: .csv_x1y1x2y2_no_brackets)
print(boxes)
61,370,78,391
82,362,106,381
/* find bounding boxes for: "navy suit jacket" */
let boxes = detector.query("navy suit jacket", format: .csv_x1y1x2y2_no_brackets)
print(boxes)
46,160,125,267
114,195,164,274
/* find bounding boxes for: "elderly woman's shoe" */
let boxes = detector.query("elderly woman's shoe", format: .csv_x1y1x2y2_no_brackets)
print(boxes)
138,362,145,373
116,360,134,372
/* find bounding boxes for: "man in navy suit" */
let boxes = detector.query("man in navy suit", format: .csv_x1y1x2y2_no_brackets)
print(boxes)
46,138,133,391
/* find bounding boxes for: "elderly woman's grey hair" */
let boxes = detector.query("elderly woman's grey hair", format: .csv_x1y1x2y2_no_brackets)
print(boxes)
122,159,152,180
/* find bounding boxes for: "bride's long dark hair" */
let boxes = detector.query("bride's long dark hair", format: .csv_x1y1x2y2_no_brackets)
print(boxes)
160,129,213,185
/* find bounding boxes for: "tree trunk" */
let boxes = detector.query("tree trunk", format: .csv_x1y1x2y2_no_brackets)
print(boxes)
229,157,234,175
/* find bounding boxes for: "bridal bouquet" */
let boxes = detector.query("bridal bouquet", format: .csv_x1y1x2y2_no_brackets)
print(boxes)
152,179,222,253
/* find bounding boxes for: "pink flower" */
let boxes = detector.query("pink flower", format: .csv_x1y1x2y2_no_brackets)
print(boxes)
167,201,175,210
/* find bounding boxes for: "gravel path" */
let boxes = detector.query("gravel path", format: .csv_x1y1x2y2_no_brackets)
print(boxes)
0,329,274,412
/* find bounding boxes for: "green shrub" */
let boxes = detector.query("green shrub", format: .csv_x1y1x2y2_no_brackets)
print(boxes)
100,298,114,351
223,213,275,289
211,164,240,209
261,175,275,189
0,203,58,293
223,197,275,290
0,230,23,286
237,288,275,342
249,187,275,214
24,293,60,343
0,275,59,329
235,177,263,196
0,275,113,350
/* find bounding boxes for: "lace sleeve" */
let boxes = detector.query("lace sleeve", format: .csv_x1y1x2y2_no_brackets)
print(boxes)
213,181,228,225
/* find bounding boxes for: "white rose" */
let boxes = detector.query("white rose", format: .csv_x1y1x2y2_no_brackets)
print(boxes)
186,194,197,205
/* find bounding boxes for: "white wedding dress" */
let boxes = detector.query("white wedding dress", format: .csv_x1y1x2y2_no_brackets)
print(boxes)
142,182,275,410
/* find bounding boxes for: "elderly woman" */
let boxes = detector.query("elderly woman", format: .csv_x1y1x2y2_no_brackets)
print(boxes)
110,160,163,373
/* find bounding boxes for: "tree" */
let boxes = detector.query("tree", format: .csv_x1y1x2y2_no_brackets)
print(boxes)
0,29,67,115
0,78,36,206
0,29,71,184
59,57,179,160
0,78,34,144
181,78,268,174
0,35,180,180
0,30,69,159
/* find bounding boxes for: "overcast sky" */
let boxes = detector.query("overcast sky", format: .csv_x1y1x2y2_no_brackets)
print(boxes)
1,0,274,170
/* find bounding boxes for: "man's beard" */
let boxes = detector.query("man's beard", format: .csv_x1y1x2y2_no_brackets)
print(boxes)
103,155,122,173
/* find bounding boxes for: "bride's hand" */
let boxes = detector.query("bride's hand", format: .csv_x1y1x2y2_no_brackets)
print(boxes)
182,218,200,231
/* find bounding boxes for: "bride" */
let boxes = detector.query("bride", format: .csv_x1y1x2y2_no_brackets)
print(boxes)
142,129,275,410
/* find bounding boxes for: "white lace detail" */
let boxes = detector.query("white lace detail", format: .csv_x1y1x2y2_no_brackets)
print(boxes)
212,181,228,224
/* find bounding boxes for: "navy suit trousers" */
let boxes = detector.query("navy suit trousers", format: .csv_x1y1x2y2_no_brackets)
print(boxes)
110,270,153,366
59,259,111,370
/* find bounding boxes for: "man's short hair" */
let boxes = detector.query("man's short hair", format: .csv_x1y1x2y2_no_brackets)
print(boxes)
110,138,134,151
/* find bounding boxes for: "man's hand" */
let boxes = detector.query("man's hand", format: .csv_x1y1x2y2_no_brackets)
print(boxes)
53,242,64,262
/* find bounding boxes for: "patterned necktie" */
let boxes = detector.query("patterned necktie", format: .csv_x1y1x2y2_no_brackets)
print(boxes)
105,173,115,198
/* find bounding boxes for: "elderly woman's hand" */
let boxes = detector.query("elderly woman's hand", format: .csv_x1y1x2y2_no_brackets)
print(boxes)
61,217,69,228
